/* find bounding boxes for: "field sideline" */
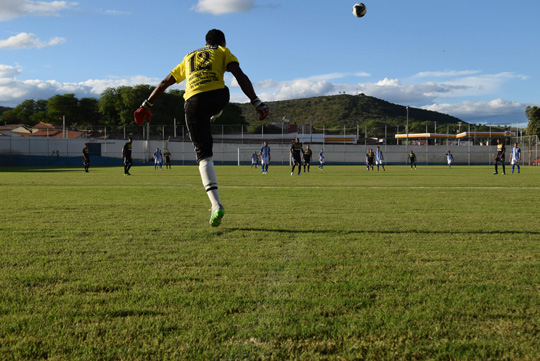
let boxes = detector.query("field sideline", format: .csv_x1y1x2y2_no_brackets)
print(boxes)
1,165,539,360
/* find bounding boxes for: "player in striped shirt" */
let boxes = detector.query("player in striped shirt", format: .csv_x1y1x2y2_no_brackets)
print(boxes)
260,141,270,174
510,142,521,174
251,151,258,169
375,146,385,172
318,148,325,170
446,150,454,168
153,148,163,171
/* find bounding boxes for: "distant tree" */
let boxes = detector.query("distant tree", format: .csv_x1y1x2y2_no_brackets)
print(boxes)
98,85,185,132
78,97,101,127
29,99,52,125
525,106,540,137
0,109,20,124
47,94,79,126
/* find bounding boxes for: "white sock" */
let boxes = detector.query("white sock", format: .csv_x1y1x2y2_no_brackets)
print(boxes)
199,157,221,209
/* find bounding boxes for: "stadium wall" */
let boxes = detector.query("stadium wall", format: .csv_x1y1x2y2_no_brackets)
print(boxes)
0,137,538,167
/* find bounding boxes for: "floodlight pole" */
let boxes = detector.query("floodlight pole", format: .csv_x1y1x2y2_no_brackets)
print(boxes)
406,106,409,146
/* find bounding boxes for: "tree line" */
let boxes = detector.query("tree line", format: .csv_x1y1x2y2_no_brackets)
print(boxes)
2,86,539,138
0,85,247,132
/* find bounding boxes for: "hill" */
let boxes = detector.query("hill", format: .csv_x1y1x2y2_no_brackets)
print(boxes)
0,106,11,117
236,94,463,128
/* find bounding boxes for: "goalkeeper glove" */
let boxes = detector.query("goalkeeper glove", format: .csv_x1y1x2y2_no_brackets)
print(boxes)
251,97,269,121
134,99,152,125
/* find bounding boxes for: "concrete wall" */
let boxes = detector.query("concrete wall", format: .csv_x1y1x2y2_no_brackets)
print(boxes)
1,136,539,166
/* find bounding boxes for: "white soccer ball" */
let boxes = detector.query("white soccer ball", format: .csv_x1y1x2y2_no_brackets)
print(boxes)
352,3,367,18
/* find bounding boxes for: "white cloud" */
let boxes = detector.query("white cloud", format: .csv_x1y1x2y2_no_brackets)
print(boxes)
102,9,131,16
0,64,531,124
0,64,22,79
422,99,529,124
0,64,161,105
0,0,77,21
415,70,481,78
192,0,255,15
0,32,66,49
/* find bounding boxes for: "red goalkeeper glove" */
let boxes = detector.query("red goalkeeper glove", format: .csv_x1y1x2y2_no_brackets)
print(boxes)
134,99,152,125
251,97,269,121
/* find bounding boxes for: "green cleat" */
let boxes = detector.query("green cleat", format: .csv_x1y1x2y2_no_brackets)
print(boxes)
209,205,225,227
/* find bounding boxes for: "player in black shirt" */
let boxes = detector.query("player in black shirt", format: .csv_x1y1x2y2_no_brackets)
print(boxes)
303,145,312,172
493,138,506,175
409,150,417,169
290,137,304,175
122,137,133,176
82,144,90,173
366,148,375,170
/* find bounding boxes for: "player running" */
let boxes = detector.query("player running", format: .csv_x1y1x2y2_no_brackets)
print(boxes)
134,29,269,227
153,148,163,171
122,137,133,176
303,145,312,172
290,138,304,175
408,150,417,169
375,146,385,172
446,150,454,168
260,140,270,174
510,142,521,174
319,148,325,170
82,143,90,173
493,138,506,175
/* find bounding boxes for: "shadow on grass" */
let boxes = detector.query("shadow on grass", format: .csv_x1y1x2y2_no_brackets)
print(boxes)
232,227,540,236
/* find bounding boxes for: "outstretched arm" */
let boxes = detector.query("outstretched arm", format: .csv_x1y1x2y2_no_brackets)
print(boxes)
227,62,257,101
134,74,177,125
228,62,269,120
148,73,177,104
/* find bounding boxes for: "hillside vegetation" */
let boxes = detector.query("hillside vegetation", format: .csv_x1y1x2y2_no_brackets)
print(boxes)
238,94,463,129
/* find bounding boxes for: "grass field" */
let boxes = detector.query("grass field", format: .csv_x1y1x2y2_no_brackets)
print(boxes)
1,164,540,360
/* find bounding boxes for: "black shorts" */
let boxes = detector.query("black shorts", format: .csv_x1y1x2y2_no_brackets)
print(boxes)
293,155,302,164
184,87,229,162
304,156,311,163
495,155,504,162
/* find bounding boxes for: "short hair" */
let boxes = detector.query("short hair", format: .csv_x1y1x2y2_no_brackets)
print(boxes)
206,29,226,46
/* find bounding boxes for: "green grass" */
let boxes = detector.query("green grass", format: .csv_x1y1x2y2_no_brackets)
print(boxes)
1,164,540,360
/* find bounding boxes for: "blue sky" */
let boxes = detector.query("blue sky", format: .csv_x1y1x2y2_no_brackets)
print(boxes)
0,0,539,125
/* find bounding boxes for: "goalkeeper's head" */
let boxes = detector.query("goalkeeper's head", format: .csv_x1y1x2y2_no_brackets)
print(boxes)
206,29,226,47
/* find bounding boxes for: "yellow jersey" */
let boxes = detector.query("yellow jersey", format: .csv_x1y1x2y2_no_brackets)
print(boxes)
170,45,239,101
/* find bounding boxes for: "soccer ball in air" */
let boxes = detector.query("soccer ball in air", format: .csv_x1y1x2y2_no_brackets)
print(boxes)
352,3,367,18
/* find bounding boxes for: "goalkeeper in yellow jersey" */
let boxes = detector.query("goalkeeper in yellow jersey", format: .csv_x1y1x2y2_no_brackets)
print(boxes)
134,29,269,227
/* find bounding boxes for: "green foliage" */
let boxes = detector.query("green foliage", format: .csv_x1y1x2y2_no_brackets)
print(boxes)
525,106,540,136
238,94,463,129
0,106,11,117
2,91,472,135
47,94,79,125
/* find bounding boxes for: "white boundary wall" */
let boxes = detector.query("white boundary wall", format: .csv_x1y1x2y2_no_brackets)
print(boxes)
1,137,539,165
